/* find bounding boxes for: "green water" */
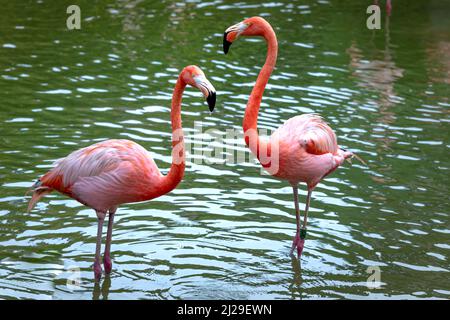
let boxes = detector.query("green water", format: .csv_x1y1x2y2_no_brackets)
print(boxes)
0,0,449,299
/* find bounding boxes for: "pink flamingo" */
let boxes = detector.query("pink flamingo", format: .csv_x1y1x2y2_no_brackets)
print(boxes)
375,0,392,16
223,17,360,257
27,65,216,281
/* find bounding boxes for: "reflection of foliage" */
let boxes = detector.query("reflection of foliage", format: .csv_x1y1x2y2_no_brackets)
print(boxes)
426,39,450,85
347,15,404,165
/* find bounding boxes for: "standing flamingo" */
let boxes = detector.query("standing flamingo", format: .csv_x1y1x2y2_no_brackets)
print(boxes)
27,65,216,281
223,17,358,257
375,0,392,16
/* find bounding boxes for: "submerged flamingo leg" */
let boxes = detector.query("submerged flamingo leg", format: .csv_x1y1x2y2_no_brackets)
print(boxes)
103,208,116,274
94,211,106,282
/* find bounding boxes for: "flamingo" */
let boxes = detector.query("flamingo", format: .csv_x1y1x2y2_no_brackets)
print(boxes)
223,17,360,257
375,0,392,16
27,65,216,281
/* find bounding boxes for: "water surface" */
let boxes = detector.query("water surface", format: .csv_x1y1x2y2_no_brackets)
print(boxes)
0,0,449,299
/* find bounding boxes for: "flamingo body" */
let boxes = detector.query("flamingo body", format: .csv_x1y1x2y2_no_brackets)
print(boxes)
224,17,356,257
27,65,216,281
271,114,352,188
36,139,165,212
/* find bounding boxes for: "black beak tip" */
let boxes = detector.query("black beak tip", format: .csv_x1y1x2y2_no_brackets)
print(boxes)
207,92,216,112
223,32,232,54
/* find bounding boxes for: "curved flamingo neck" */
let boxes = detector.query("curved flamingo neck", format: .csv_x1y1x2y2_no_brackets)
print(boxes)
159,76,186,195
243,24,278,160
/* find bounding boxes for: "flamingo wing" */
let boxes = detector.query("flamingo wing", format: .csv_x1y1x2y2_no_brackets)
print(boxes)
70,160,155,211
278,114,338,155
40,140,127,191
34,139,161,211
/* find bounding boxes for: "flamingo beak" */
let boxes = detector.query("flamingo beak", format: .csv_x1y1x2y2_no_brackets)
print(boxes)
194,74,216,112
223,22,248,54
207,91,216,112
223,33,232,54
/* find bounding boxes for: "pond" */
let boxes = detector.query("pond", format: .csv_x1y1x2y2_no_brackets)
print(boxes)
0,0,449,299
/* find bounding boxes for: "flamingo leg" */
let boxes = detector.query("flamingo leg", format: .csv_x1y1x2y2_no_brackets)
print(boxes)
290,187,312,257
103,208,116,274
94,211,106,282
386,0,392,16
290,185,301,255
302,189,312,229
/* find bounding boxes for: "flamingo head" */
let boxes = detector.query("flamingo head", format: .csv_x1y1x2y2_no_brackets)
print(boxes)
181,65,216,112
223,16,271,54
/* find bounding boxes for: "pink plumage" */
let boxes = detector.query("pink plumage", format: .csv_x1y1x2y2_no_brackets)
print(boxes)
35,139,165,212
27,65,216,281
271,114,351,188
224,17,356,257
